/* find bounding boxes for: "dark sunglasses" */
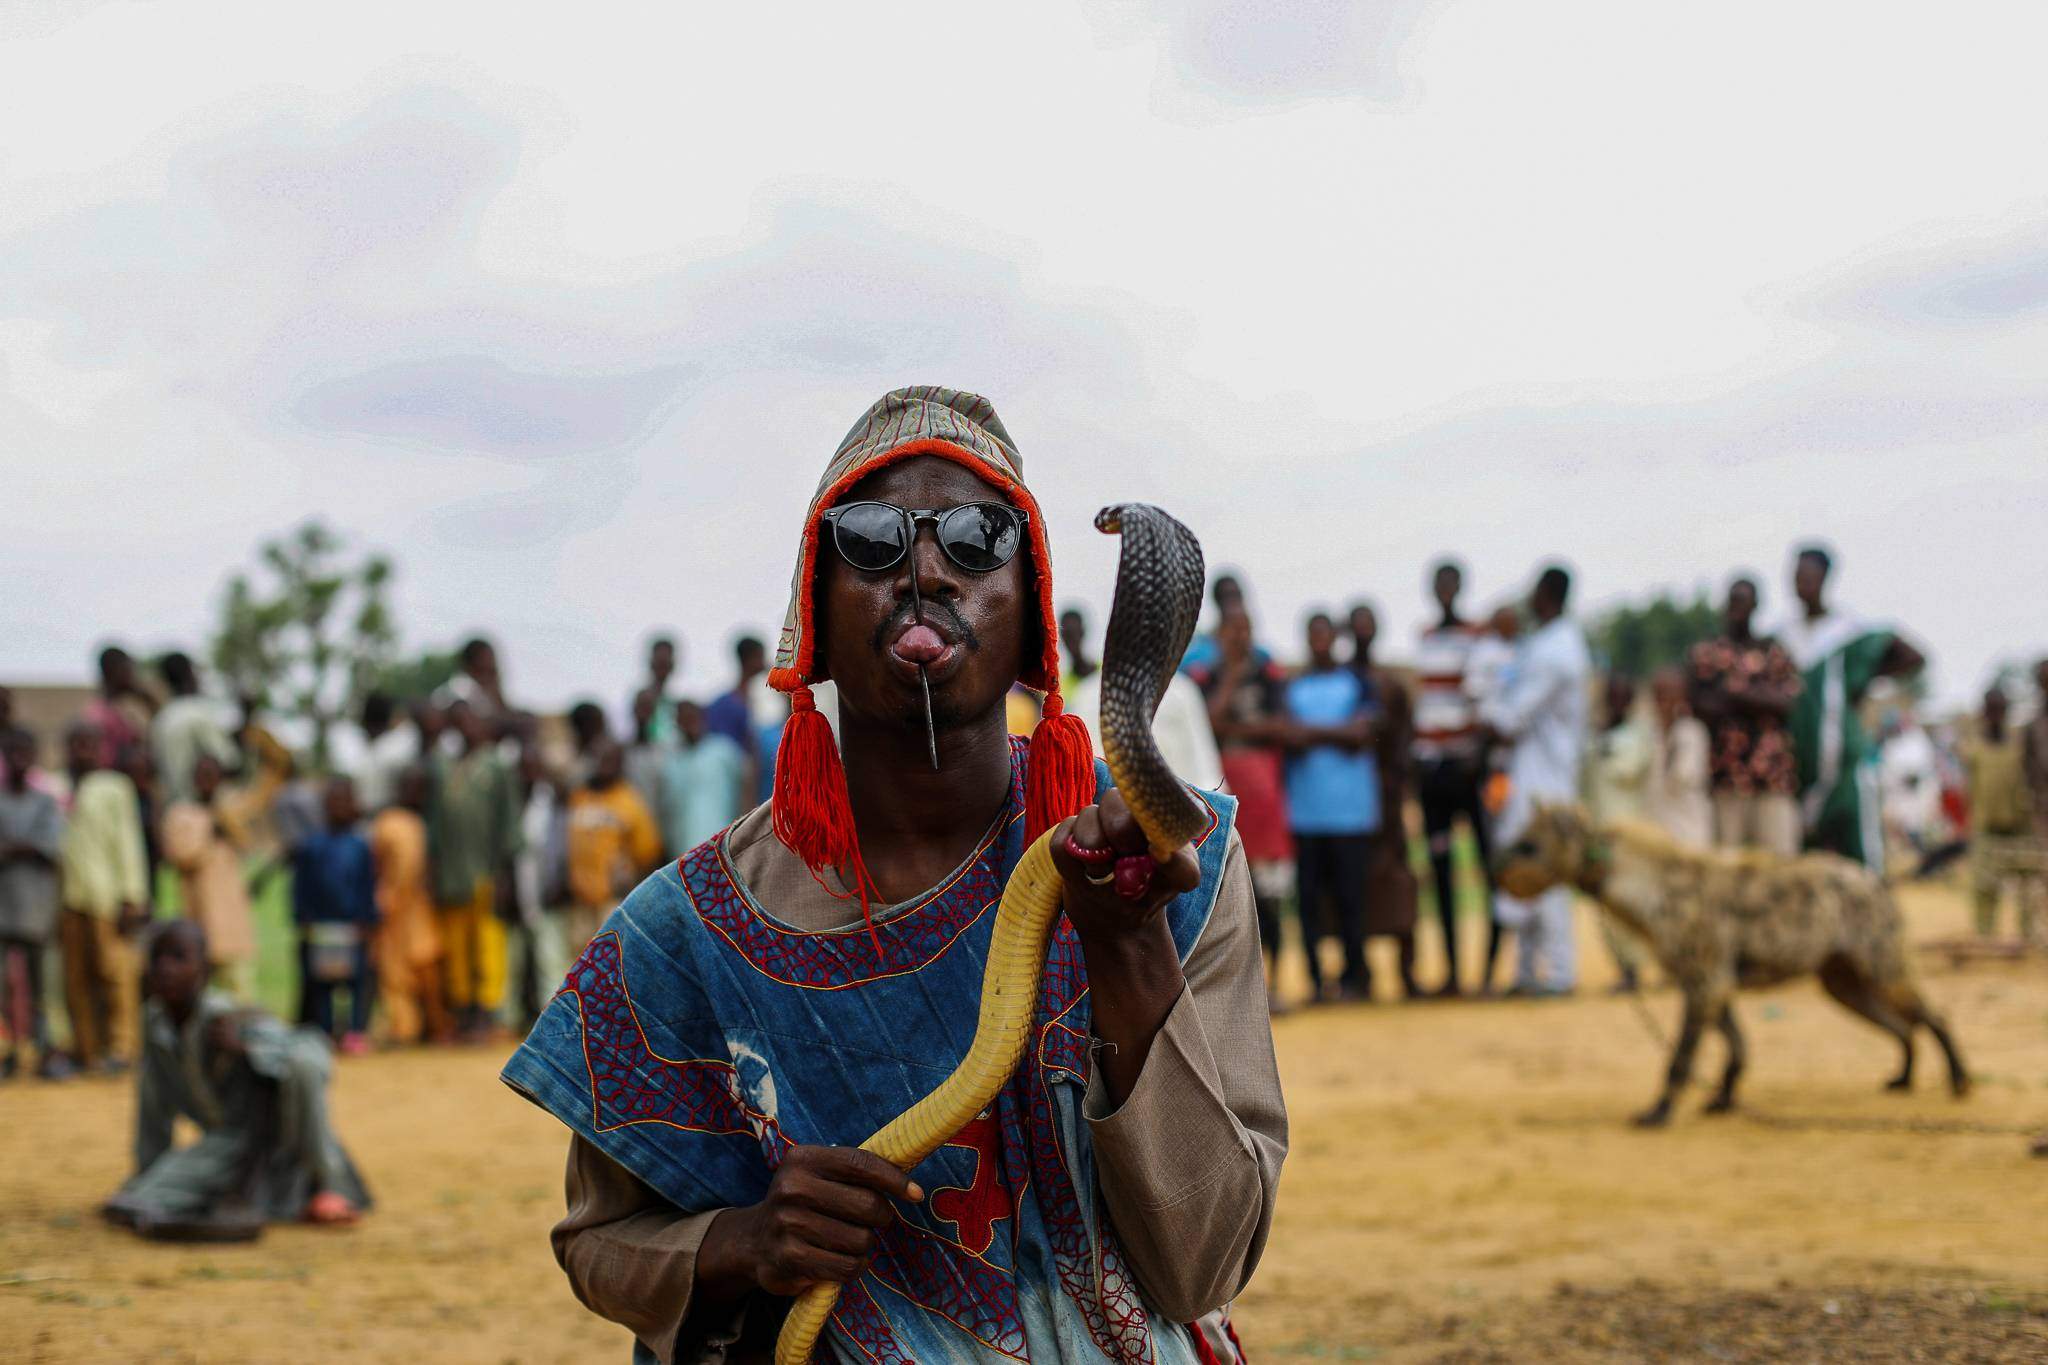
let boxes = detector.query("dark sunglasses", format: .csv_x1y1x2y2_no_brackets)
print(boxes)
819,500,1029,575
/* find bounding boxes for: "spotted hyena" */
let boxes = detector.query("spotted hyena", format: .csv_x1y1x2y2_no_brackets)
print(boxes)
1496,804,1969,1127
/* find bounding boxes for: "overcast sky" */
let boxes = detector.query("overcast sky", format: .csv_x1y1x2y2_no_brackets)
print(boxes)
5,1,2045,710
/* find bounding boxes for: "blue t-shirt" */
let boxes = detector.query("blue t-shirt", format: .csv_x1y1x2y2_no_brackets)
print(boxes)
291,830,378,926
1284,668,1380,836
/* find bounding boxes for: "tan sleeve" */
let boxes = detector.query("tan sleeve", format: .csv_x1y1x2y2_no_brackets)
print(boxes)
1081,829,1288,1322
553,1136,768,1363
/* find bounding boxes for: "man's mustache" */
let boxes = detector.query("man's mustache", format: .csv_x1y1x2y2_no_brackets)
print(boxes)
870,597,980,656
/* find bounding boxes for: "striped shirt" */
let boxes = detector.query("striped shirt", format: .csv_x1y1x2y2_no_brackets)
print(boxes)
1412,622,1485,761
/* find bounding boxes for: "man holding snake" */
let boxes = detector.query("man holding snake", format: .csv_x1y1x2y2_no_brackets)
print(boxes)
504,387,1285,1362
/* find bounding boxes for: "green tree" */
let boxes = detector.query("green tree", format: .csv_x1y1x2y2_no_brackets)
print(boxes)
1589,590,1720,679
210,521,398,768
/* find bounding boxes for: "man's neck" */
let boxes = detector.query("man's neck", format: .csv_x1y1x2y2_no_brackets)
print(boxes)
838,705,1014,902
1804,600,1828,622
1984,718,2007,743
1727,622,1754,644
1437,607,1464,629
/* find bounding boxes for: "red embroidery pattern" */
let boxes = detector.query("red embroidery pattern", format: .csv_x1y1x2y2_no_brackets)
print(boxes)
831,1280,916,1365
860,1218,1029,1360
559,932,785,1158
677,741,1029,990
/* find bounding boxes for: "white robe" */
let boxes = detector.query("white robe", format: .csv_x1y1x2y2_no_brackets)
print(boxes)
1484,616,1590,989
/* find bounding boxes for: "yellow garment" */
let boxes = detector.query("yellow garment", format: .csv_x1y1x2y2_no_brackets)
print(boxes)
1963,725,2030,835
59,771,147,919
566,784,660,912
60,907,138,1065
440,878,506,1012
159,801,256,967
1005,685,1041,737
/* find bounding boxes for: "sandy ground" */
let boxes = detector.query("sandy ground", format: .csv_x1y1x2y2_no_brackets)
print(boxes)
3,882,2044,1362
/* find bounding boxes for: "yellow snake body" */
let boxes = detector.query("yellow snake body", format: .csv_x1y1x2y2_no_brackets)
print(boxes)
775,504,1206,1363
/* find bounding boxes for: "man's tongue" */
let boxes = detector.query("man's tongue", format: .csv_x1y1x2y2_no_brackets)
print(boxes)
893,623,948,665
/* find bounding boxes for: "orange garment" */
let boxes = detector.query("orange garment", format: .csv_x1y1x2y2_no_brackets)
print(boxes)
159,801,256,969
371,806,443,1043
567,783,661,912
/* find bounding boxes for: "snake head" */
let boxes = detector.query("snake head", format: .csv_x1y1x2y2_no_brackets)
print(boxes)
1093,506,1124,535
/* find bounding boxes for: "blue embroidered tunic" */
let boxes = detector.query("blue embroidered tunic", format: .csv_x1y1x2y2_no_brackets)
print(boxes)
505,741,1278,1362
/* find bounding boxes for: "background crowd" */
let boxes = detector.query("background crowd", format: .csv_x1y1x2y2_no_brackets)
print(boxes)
2,542,2044,1088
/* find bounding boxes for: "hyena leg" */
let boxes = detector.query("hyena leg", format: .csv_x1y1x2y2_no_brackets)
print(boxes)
1818,955,1914,1090
1702,1002,1746,1114
1637,981,1726,1128
1890,984,1971,1097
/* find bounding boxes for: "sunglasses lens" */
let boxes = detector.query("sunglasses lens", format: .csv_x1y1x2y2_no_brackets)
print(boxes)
832,504,907,571
941,504,1022,572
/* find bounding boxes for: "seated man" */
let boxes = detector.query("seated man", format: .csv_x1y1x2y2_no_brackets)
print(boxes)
103,920,371,1241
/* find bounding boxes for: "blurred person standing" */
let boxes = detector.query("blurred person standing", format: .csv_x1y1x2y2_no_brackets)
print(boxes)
58,721,150,1070
564,700,611,787
442,636,509,723
1467,604,1524,993
1779,545,1926,872
350,692,415,813
0,727,68,1080
1181,572,1268,674
658,700,748,856
704,635,767,801
1484,566,1591,997
623,687,671,828
291,778,378,1054
1058,606,1099,696
428,701,522,1039
1687,577,1803,857
508,743,566,1030
1349,603,1420,998
1961,686,2041,941
157,734,290,1003
1284,612,1380,1002
1412,560,1493,996
1583,672,1650,992
81,645,157,770
564,741,661,957
151,652,235,805
1646,667,1713,848
629,635,682,748
1069,665,1225,794
1193,607,1296,1011
2027,659,2048,855
370,765,444,1044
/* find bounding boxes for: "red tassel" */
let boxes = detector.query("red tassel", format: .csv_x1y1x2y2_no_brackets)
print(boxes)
1026,691,1096,845
771,687,860,875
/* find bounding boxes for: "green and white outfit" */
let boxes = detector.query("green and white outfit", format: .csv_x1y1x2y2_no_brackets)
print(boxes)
1781,609,1894,872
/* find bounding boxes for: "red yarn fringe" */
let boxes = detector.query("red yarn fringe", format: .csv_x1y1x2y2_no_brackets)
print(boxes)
771,687,859,875
772,687,886,961
1026,692,1095,845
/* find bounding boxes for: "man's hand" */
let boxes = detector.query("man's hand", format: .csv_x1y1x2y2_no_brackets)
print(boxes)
1050,790,1200,941
705,1146,921,1298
